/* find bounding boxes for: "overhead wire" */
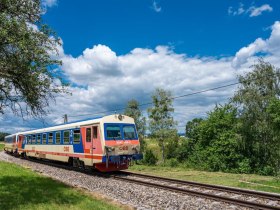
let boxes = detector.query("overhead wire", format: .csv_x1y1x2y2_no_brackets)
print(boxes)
68,81,239,118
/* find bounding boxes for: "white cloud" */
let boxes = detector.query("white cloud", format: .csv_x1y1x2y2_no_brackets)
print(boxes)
42,0,57,8
232,21,280,68
2,21,280,134
152,1,162,13
248,4,273,17
228,3,273,17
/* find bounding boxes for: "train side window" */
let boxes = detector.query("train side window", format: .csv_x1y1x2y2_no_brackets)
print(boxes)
24,136,27,144
73,130,80,144
56,132,61,144
48,133,53,144
93,127,98,139
32,135,36,144
35,134,39,144
28,136,31,144
64,131,70,144
42,133,47,144
86,128,91,142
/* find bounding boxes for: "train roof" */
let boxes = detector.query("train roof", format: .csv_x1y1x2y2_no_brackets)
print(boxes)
14,114,134,136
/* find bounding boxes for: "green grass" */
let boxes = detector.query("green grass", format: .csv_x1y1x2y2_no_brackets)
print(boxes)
129,164,280,194
0,143,4,151
0,161,123,210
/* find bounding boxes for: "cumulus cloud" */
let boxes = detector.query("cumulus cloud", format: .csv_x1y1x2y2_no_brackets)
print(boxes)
232,21,280,68
2,21,280,134
228,3,273,17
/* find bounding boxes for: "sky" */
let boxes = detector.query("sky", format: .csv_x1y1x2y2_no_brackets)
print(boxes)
1,0,280,133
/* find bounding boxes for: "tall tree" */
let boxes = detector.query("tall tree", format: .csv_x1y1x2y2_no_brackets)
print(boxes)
0,0,67,117
148,88,176,162
124,99,146,152
232,59,280,174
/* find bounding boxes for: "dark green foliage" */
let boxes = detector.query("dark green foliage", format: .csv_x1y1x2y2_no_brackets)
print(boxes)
124,99,146,152
180,104,243,172
143,149,158,165
233,59,280,175
0,132,10,141
0,0,68,117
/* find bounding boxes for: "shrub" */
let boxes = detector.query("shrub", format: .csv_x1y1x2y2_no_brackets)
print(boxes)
143,149,158,165
237,158,251,174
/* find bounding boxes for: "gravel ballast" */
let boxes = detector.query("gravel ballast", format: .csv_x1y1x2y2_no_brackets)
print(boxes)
0,152,246,210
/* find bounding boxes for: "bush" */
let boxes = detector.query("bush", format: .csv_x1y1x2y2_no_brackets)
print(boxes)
237,158,251,174
259,166,276,176
166,158,179,167
143,149,158,165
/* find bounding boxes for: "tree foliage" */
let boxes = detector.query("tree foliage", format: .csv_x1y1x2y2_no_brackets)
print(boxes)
148,88,177,162
124,99,146,152
179,104,243,172
175,60,280,175
232,59,280,175
0,0,67,117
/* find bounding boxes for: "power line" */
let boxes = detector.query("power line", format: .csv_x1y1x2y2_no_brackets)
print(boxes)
68,81,239,118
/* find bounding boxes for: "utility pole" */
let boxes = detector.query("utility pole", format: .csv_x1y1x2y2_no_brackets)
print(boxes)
63,114,68,123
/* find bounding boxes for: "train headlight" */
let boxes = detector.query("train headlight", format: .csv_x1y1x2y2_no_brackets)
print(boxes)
105,146,115,152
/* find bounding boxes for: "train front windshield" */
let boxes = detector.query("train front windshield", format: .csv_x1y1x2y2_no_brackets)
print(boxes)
105,124,138,140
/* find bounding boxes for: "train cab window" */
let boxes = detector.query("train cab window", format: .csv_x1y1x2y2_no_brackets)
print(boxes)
48,133,53,144
42,133,47,144
86,128,91,142
93,127,98,139
123,126,136,139
28,135,31,144
63,131,70,144
106,125,121,139
73,130,80,144
32,135,36,144
56,132,61,144
24,136,27,144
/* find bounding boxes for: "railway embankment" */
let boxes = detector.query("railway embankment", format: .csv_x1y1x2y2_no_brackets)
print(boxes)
0,151,250,210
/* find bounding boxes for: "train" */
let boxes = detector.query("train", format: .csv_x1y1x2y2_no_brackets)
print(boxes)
4,114,143,172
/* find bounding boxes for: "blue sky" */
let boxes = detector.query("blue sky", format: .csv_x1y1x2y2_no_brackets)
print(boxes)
1,0,280,133
43,0,279,57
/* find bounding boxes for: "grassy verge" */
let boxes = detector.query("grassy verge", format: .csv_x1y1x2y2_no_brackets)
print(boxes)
0,143,4,151
129,164,280,194
0,161,123,210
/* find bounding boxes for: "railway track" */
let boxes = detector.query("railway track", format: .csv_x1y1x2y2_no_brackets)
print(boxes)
113,171,280,210
9,154,280,209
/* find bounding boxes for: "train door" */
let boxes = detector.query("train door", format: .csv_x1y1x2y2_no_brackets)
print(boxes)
17,135,24,151
92,125,102,157
83,126,93,166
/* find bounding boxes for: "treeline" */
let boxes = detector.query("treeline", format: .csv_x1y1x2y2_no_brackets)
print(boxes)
125,60,280,176
0,132,10,141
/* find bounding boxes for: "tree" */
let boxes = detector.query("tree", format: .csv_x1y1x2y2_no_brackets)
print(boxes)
232,59,280,174
124,99,146,152
0,0,67,117
148,88,176,162
180,104,242,172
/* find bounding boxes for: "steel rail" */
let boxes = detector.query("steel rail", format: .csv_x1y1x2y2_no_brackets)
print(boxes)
120,171,280,201
113,175,280,210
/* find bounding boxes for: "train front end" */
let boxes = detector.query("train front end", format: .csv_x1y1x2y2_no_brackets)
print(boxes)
94,114,143,172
